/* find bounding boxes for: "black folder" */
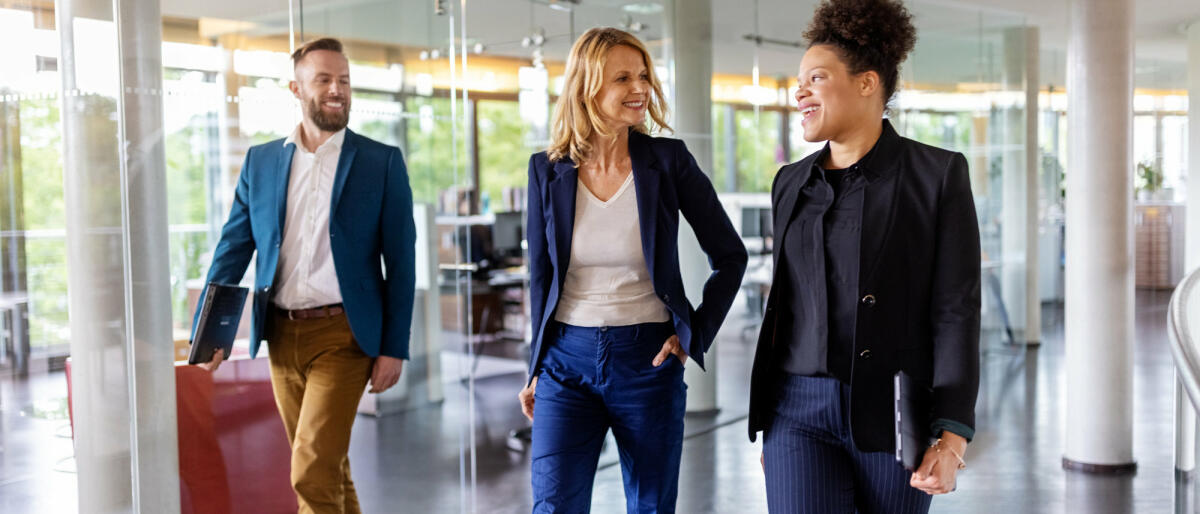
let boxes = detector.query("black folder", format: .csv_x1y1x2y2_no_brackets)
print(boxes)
187,282,250,365
894,371,933,471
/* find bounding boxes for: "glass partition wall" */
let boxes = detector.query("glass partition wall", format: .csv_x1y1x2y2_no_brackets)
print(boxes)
1,0,1188,512
0,0,479,511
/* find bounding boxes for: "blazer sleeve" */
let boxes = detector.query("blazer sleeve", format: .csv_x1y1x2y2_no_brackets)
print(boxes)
672,140,749,354
379,147,418,359
525,156,552,377
191,148,258,339
928,152,982,440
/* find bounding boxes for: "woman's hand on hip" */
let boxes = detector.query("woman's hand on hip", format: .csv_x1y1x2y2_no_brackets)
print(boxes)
518,376,538,421
909,432,968,495
652,335,687,367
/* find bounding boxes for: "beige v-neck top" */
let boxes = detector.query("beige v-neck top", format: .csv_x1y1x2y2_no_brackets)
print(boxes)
554,173,671,327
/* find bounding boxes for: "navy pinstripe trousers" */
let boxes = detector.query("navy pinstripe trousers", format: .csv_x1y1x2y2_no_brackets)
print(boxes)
762,374,932,514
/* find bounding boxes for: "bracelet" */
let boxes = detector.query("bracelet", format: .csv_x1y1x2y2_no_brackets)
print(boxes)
930,438,967,470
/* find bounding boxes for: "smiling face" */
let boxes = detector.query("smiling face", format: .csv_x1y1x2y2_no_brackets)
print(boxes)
291,49,351,132
795,44,882,143
593,44,650,132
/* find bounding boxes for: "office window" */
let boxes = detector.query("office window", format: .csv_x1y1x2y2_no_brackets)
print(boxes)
478,100,534,212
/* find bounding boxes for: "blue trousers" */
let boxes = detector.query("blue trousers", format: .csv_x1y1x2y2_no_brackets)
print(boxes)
763,375,932,514
530,322,686,514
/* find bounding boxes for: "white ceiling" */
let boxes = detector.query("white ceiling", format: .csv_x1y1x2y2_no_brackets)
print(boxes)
160,0,1200,90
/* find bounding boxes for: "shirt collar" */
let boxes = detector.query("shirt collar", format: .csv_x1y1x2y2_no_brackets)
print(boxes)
808,118,900,183
284,125,347,154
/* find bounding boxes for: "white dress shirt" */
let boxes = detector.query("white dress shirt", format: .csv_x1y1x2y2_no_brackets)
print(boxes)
274,126,346,309
554,173,670,327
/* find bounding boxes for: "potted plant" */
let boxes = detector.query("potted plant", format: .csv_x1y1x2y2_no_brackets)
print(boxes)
1136,160,1164,202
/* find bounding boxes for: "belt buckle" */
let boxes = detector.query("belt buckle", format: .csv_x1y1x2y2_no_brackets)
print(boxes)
287,309,298,321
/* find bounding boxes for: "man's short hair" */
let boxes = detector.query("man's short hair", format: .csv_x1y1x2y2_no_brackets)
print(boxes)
292,38,344,67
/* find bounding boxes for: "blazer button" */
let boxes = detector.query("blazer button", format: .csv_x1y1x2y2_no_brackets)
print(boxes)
861,294,876,306
859,349,872,360
662,294,670,303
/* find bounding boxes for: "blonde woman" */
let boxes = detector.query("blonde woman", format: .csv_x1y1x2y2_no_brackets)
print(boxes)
517,27,746,513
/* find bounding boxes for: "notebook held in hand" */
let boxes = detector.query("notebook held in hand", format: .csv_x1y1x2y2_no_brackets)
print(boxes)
894,370,933,471
187,282,249,365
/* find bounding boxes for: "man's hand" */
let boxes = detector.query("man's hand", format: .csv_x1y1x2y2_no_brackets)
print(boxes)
196,348,224,373
369,355,404,393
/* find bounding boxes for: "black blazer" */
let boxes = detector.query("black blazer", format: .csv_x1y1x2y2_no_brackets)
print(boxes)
526,131,748,380
748,120,981,452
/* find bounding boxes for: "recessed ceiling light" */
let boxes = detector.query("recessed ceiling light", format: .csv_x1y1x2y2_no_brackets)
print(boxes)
623,2,663,15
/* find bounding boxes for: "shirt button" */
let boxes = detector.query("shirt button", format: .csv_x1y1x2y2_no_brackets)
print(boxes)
861,294,876,306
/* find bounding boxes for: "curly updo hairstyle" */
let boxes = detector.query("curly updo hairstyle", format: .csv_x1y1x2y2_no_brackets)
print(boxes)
803,0,917,110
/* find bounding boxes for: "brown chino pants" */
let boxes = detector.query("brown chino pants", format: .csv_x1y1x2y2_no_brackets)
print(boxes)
267,310,372,514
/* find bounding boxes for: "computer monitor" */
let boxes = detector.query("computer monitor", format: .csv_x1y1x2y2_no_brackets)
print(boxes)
759,207,773,240
741,206,772,239
492,211,524,258
741,207,760,238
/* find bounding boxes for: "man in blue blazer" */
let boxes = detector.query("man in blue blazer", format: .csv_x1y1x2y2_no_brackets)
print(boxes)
193,38,415,513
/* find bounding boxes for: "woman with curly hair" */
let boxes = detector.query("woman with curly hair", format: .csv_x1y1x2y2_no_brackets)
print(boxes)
747,0,980,512
519,27,746,513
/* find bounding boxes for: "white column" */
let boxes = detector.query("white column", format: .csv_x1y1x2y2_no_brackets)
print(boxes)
1177,20,1200,475
58,0,181,510
1063,0,1136,472
1001,28,1029,343
666,0,718,413
1187,24,1200,268
1024,27,1042,345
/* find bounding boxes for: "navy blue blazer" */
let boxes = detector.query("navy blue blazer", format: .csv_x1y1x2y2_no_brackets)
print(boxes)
193,129,417,360
526,131,748,378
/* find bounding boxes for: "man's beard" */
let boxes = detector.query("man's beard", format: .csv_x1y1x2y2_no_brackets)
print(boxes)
306,96,350,132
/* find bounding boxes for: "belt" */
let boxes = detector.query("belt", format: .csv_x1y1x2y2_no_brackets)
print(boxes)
276,303,345,320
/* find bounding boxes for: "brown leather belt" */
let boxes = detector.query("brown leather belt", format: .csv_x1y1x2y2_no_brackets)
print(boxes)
276,303,344,320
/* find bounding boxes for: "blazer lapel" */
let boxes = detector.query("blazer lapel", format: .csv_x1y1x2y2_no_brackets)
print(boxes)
548,159,578,283
771,150,821,270
330,129,358,216
629,134,661,283
858,121,904,286
275,141,296,235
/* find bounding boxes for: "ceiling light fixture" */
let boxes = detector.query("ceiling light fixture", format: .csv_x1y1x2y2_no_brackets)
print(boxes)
622,2,663,15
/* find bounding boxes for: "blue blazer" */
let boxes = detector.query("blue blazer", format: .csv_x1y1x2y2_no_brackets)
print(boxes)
193,129,417,360
526,131,747,377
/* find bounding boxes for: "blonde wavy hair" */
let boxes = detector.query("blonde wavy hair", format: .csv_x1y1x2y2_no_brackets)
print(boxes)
547,27,671,165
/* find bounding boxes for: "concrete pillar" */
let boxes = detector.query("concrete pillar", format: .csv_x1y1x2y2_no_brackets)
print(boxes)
1001,27,1029,344
1177,20,1200,476
1023,28,1041,345
1001,26,1040,346
57,0,181,510
666,0,718,413
1062,0,1136,473
1187,23,1200,268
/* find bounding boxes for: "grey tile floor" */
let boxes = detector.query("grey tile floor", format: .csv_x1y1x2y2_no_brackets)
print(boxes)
0,290,1192,513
